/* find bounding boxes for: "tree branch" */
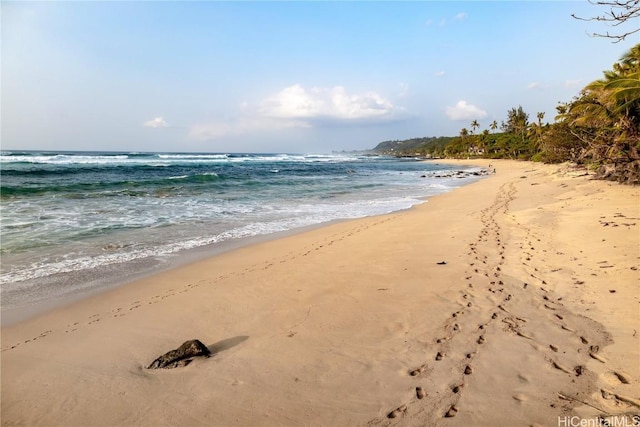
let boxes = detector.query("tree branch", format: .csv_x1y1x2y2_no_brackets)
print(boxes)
572,0,640,42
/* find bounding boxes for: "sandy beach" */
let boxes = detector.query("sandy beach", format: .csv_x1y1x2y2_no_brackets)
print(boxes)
2,159,638,426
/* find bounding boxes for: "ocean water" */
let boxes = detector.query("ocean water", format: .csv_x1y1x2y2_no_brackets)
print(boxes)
1,151,486,315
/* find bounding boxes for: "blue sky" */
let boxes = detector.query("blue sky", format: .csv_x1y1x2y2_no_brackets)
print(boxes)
2,1,637,153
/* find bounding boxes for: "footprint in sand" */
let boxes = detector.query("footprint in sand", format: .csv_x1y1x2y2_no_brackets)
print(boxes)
552,361,572,374
612,371,631,384
416,387,426,399
409,365,427,377
387,404,407,419
601,391,640,408
589,347,607,363
516,331,533,340
444,405,458,418
513,393,527,402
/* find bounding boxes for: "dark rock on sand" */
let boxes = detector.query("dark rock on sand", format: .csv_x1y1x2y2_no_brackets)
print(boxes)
148,339,211,369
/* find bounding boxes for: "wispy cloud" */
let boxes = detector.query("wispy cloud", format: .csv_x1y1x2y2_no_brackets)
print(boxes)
428,12,467,28
529,80,583,91
434,71,446,77
189,117,308,140
398,82,410,98
445,100,487,121
143,117,169,128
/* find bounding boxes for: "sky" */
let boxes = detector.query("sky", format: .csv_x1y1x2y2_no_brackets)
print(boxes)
2,1,638,154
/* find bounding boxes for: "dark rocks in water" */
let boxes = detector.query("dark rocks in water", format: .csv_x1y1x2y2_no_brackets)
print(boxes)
147,339,211,369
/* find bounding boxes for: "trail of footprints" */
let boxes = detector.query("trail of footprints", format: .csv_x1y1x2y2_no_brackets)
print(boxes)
372,182,635,425
2,217,394,352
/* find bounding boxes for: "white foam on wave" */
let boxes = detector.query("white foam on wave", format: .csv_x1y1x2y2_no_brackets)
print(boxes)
157,154,229,160
0,192,427,286
0,154,130,165
0,155,489,305
1,152,364,166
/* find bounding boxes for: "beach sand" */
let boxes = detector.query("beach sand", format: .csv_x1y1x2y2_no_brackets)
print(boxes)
2,159,638,426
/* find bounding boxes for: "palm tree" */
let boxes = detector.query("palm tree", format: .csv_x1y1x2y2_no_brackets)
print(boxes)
470,120,480,135
490,120,498,133
603,45,640,132
563,43,640,182
528,112,545,151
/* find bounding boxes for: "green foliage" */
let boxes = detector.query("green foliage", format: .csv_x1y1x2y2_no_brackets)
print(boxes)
538,120,587,163
370,43,639,183
372,136,455,157
548,43,640,183
504,106,530,135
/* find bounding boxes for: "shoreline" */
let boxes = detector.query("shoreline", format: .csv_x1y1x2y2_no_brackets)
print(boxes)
0,218,360,327
1,161,486,326
2,159,638,426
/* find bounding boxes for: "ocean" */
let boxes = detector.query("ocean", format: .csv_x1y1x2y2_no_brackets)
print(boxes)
1,151,486,318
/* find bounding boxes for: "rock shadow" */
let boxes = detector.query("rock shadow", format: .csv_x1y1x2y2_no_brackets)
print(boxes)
207,336,249,355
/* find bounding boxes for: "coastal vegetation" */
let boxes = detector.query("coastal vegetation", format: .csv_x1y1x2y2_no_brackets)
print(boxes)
372,43,640,184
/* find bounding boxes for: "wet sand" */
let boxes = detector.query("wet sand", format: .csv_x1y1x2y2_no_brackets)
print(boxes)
2,159,638,426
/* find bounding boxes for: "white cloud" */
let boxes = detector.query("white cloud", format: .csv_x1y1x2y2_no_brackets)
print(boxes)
435,71,446,77
565,79,583,88
189,84,403,141
143,117,169,128
528,82,541,90
454,12,468,20
424,19,433,27
445,100,488,121
259,84,323,119
260,84,400,121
